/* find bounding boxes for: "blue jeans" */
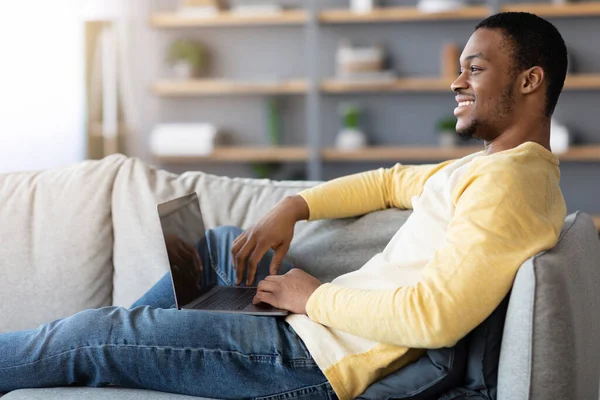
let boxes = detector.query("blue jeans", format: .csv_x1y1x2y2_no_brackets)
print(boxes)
0,226,336,399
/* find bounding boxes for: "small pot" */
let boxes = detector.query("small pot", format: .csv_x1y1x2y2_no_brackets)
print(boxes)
438,131,457,148
172,61,194,80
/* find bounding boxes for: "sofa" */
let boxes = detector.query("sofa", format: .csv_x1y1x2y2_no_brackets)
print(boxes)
1,154,599,400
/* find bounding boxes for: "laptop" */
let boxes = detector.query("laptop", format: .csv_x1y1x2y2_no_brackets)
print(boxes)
157,193,288,316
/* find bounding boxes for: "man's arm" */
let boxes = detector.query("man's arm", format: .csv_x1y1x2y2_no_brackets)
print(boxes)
303,161,566,348
298,161,456,221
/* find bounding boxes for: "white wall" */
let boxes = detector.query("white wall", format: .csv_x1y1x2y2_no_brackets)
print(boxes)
0,0,136,173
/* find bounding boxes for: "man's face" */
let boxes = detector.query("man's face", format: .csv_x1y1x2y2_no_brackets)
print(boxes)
452,28,518,141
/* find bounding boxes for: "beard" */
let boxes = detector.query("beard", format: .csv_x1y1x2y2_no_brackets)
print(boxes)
456,82,515,141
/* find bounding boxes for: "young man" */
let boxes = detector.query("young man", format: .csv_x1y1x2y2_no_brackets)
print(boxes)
0,12,568,400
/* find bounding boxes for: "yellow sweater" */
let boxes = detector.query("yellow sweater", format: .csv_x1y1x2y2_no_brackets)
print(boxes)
285,141,566,400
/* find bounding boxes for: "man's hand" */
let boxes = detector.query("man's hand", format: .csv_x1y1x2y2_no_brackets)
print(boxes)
231,195,309,286
253,269,322,315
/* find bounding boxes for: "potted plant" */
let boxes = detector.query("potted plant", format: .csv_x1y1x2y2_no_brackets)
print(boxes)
335,103,367,150
167,39,206,80
436,115,458,148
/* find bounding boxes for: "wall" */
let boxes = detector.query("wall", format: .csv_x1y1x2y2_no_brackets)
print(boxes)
139,0,599,213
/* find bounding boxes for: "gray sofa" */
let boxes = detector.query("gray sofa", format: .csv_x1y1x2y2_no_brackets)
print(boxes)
1,155,599,400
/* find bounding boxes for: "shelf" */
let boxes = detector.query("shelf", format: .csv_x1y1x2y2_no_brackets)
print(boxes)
319,3,600,24
150,9,307,28
319,6,490,23
323,145,600,162
151,79,308,96
593,215,600,232
155,145,600,164
321,74,600,94
155,147,309,163
322,146,484,161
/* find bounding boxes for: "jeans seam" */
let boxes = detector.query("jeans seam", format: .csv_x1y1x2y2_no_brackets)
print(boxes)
207,232,232,286
0,344,317,370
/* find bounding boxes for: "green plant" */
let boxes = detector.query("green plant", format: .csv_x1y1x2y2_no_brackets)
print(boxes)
436,115,457,133
167,39,205,70
340,104,360,129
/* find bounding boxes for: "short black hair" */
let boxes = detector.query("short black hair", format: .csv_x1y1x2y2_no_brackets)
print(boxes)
475,12,568,117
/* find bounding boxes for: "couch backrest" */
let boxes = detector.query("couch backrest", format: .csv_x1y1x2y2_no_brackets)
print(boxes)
498,212,600,400
110,157,412,307
0,156,126,332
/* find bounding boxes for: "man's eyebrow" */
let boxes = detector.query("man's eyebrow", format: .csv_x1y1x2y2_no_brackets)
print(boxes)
463,52,488,62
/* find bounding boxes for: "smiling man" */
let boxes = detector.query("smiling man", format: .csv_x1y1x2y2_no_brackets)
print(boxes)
0,12,568,400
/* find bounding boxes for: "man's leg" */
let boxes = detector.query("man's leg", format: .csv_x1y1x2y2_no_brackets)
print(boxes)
0,227,333,398
131,226,294,309
0,307,334,399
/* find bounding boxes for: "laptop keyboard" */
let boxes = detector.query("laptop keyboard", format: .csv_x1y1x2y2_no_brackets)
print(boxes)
193,287,256,311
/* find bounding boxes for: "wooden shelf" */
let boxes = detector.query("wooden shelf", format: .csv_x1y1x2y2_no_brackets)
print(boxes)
555,145,600,161
155,145,600,164
150,9,307,27
322,146,483,161
321,74,600,94
151,79,307,96
319,3,600,24
320,6,489,23
593,215,600,232
323,145,600,162
155,147,309,163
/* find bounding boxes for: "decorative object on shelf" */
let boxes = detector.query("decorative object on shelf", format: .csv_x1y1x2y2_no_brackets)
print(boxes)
167,39,206,80
229,0,282,15
335,40,396,82
350,0,377,14
441,42,460,79
177,0,224,17
550,119,571,154
251,97,283,178
436,115,458,148
418,0,466,13
335,103,368,150
150,123,218,156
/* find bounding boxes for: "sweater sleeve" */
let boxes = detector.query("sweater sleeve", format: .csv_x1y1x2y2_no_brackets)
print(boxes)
297,160,457,221
305,159,566,348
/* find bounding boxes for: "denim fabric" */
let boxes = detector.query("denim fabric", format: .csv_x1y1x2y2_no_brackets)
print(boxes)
0,226,336,400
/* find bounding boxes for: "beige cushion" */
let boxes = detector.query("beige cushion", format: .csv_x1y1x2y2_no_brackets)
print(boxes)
0,155,126,332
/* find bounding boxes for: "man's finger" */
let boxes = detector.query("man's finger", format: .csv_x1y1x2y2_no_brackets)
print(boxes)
235,239,256,285
269,244,290,275
253,291,277,307
246,243,271,286
257,279,278,293
230,232,247,268
264,274,283,282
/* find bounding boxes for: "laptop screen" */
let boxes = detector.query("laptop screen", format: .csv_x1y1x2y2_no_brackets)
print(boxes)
157,193,206,309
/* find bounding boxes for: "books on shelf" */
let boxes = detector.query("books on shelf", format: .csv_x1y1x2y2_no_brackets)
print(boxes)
229,1,283,15
150,124,218,156
177,0,223,18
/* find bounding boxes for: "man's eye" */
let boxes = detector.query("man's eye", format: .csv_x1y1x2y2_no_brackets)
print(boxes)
470,66,482,72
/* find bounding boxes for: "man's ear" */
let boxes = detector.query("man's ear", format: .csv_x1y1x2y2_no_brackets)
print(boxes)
520,66,544,94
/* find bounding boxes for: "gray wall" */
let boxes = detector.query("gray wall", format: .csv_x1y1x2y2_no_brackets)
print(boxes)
134,0,600,213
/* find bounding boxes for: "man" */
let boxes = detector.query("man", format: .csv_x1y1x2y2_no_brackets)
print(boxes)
0,12,568,400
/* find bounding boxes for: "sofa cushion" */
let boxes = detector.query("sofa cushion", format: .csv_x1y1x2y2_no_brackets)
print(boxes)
0,155,126,332
497,212,600,400
357,339,468,400
110,157,411,307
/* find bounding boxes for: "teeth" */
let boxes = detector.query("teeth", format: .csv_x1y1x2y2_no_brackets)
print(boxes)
458,101,475,107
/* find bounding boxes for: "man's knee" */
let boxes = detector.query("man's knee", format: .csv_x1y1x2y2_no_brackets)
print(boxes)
207,225,243,242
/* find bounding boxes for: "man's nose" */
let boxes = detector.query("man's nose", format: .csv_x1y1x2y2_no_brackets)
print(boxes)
451,71,468,92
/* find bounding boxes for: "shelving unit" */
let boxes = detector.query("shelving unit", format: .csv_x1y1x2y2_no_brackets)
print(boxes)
150,9,307,28
319,3,600,24
151,79,307,96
